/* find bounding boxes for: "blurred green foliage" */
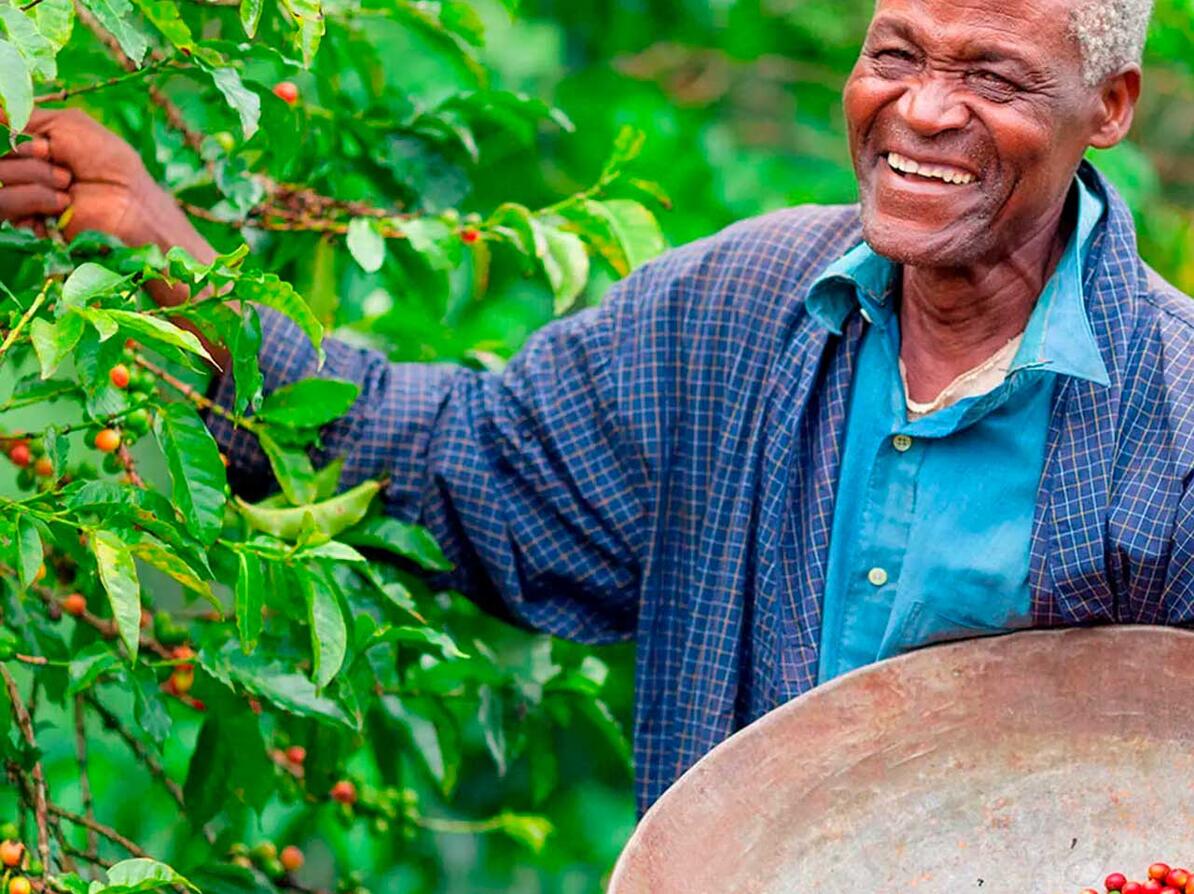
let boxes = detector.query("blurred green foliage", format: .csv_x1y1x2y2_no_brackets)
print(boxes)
3,2,1191,893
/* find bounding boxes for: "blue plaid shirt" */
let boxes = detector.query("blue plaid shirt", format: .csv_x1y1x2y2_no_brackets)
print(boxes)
209,162,1194,815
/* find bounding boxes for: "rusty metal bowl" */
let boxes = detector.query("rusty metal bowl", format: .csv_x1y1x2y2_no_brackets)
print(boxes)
608,627,1194,893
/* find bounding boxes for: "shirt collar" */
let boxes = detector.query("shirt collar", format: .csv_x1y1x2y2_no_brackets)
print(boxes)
806,174,1111,387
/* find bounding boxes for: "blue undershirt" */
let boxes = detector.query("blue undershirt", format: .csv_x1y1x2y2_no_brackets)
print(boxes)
810,176,1109,684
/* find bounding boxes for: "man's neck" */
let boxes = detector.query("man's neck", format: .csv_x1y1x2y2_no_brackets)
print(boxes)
898,202,1071,404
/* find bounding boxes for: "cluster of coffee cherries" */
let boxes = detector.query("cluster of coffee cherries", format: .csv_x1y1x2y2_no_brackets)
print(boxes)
0,826,42,894
4,352,157,490
227,841,304,880
1083,864,1194,893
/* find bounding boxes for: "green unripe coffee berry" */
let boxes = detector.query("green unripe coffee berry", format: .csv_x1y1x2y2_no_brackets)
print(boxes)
261,857,285,879
0,822,19,842
124,409,151,436
15,469,35,491
24,859,42,876
251,842,277,862
102,453,123,474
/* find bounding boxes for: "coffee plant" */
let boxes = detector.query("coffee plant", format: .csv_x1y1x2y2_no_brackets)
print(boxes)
0,0,664,890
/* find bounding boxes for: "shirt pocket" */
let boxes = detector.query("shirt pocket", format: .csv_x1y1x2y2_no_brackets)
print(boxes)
876,597,1021,661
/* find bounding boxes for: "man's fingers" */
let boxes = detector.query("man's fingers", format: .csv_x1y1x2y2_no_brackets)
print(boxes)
9,137,50,160
0,184,69,219
0,159,72,188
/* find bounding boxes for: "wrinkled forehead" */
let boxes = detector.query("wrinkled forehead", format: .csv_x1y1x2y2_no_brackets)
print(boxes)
867,0,1083,68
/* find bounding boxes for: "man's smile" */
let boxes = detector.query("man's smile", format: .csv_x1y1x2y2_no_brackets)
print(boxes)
884,151,979,185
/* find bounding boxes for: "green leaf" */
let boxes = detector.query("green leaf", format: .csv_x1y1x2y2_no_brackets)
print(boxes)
340,516,452,571
255,377,359,428
381,695,459,793
105,858,198,892
132,0,209,60
235,551,263,653
202,640,356,728
67,643,120,695
32,0,74,50
15,513,41,590
127,534,218,609
61,262,126,308
208,66,261,140
239,0,262,36
535,223,589,315
0,38,32,132
346,217,385,272
103,309,214,364
91,530,141,662
257,429,316,505
42,425,68,475
479,684,507,775
182,705,272,826
278,0,323,65
235,479,380,541
600,125,646,181
497,811,554,853
559,198,665,276
302,565,347,689
235,273,324,364
362,624,465,659
596,199,666,270
0,4,57,79
154,402,228,545
131,673,171,746
189,301,262,415
29,312,84,379
77,0,148,64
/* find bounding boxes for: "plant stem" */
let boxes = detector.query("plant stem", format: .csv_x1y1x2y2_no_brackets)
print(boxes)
132,352,258,434
35,61,181,104
0,279,52,367
48,804,146,857
0,665,52,873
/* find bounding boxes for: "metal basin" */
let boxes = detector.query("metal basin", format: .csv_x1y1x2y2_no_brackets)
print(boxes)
608,627,1194,893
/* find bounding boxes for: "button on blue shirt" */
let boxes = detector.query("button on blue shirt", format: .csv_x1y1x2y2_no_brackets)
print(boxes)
811,177,1110,684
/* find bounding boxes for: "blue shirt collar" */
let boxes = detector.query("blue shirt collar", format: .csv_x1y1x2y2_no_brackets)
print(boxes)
807,175,1111,387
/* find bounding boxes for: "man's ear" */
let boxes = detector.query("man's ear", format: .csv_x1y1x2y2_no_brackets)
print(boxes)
1088,66,1142,149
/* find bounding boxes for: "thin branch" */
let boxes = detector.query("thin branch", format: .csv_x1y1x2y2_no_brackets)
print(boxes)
35,61,181,105
74,697,98,855
116,443,145,488
0,279,52,366
48,805,146,857
131,352,258,434
85,696,187,809
0,666,52,873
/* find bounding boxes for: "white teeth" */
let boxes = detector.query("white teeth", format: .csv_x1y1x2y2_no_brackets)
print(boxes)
886,152,975,185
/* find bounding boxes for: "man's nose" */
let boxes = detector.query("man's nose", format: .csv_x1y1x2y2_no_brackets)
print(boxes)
895,77,970,135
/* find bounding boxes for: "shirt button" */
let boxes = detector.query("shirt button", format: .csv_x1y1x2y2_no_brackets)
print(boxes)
867,567,889,587
892,434,913,453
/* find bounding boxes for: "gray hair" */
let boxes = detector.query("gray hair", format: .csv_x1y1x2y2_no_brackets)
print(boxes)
1070,0,1154,85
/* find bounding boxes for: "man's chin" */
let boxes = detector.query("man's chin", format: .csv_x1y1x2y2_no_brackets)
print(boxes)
860,213,992,270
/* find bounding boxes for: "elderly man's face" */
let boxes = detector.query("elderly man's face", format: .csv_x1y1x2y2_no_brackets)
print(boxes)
844,0,1110,268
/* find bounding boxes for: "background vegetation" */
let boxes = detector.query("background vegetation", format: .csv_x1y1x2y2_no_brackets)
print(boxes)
0,1,1190,893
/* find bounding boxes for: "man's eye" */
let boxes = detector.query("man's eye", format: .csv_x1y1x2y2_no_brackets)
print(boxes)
875,49,916,62
971,70,1019,97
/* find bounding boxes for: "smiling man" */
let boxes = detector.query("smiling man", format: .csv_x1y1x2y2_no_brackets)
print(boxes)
0,0,1188,816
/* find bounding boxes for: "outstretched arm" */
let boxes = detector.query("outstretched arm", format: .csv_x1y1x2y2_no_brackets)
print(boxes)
208,285,654,643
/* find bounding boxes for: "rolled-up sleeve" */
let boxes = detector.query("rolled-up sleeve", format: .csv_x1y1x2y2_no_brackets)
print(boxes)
206,283,656,644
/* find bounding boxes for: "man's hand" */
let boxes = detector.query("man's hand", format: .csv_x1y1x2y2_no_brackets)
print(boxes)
0,108,228,369
0,108,214,260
